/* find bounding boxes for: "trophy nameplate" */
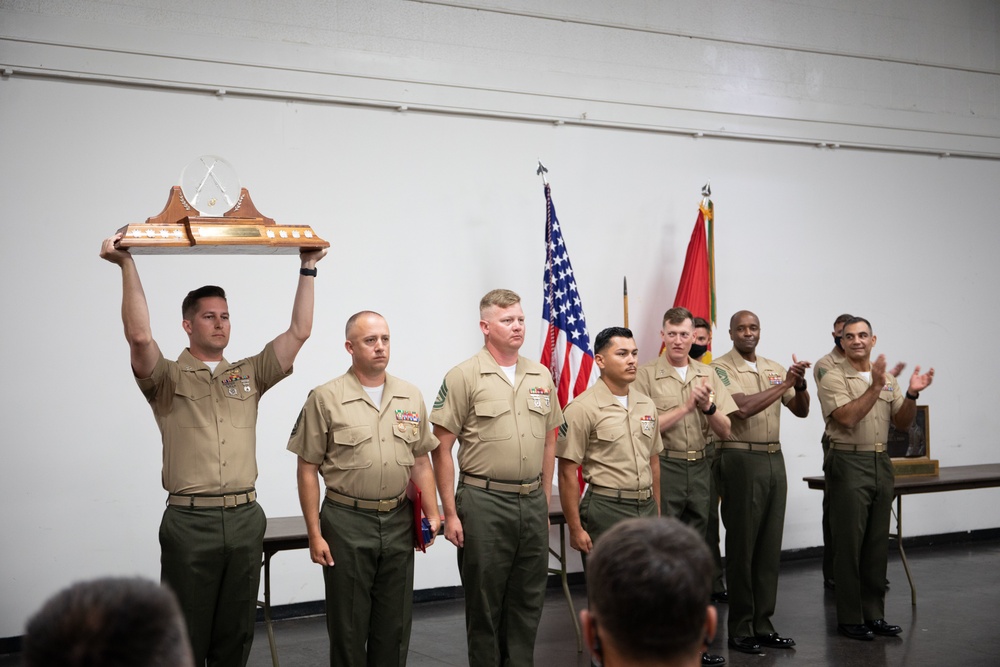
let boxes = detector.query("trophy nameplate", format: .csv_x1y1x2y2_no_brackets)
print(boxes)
114,156,330,255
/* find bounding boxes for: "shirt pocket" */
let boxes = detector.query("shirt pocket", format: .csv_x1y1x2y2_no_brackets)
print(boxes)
331,425,374,470
173,377,212,428
225,383,259,429
474,399,513,441
526,397,552,437
596,425,624,449
392,421,419,466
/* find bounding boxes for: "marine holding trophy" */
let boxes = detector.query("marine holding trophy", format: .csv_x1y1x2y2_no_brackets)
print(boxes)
100,158,328,667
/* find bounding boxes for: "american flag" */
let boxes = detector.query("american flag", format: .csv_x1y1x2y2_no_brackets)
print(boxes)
540,183,596,409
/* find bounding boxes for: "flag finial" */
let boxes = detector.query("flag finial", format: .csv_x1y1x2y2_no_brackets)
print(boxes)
702,181,711,198
537,159,549,185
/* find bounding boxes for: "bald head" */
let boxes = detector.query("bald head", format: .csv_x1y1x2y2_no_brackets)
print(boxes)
729,310,757,330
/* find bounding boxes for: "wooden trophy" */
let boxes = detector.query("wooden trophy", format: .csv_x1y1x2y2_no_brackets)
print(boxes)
114,156,329,254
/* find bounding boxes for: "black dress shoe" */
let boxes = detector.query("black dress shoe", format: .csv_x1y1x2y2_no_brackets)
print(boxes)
838,624,874,641
701,653,726,666
866,619,902,636
823,578,836,590
755,633,796,648
710,590,729,603
728,636,762,654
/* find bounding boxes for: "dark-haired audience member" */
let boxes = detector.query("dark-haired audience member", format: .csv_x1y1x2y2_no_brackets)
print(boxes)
24,577,194,667
582,517,718,667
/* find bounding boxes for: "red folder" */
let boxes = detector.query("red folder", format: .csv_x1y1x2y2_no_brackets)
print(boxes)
406,480,428,552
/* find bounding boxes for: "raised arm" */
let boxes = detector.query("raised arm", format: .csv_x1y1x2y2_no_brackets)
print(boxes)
891,366,935,431
271,248,328,373
728,357,811,420
100,234,161,378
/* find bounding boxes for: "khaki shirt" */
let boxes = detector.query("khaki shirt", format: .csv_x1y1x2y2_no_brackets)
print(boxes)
286,370,438,499
814,348,846,385
818,359,904,446
431,347,563,480
634,355,737,453
556,380,663,490
711,349,796,444
137,343,289,495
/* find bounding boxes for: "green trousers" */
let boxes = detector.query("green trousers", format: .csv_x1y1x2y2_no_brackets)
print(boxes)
579,488,658,570
320,497,414,667
706,443,726,594
821,434,834,582
456,482,548,667
827,449,894,624
659,454,711,539
159,501,266,667
720,450,787,637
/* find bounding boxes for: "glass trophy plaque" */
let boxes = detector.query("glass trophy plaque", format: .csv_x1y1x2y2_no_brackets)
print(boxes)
114,156,330,254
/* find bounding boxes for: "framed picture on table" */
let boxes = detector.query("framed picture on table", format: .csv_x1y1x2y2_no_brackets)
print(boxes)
888,405,938,476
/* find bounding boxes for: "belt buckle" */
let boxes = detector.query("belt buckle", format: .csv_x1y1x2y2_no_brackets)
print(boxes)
377,498,394,512
768,444,779,453
874,442,885,453
519,482,533,495
223,494,237,509
639,489,650,501
686,451,698,461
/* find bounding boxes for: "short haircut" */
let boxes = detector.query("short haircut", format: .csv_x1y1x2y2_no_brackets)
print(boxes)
844,315,873,334
480,289,521,317
181,285,226,320
345,310,385,339
662,306,694,327
587,517,711,663
834,313,854,327
691,317,711,331
594,327,634,355
24,577,193,667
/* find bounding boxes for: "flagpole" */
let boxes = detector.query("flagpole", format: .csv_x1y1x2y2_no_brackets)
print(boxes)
539,160,557,381
623,276,629,328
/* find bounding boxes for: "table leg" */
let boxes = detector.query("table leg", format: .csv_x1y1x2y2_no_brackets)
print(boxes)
260,550,280,667
891,494,916,606
548,524,582,652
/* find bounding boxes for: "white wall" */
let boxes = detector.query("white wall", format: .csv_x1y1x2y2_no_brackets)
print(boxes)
1,0,999,639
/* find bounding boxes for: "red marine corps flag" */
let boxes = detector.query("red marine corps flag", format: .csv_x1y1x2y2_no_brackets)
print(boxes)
663,183,716,358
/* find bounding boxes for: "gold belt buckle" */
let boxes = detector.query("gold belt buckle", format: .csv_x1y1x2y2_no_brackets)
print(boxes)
768,443,780,453
377,498,394,512
687,451,698,461
519,482,533,495
874,442,885,453
223,494,237,509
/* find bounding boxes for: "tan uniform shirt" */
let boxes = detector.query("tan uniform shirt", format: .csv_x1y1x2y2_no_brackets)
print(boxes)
556,380,663,490
431,347,563,480
634,355,737,453
814,348,846,385
712,349,796,444
137,343,289,495
818,360,904,446
286,369,438,499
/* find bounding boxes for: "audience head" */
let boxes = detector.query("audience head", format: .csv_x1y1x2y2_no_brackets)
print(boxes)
24,577,194,667
582,517,716,667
